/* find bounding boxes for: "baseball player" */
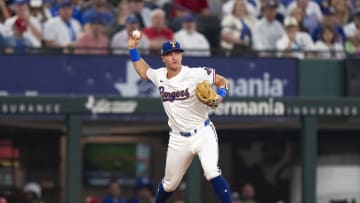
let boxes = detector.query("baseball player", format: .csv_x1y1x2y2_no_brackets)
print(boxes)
127,32,232,203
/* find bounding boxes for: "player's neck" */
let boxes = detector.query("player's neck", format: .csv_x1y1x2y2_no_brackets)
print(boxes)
166,66,182,79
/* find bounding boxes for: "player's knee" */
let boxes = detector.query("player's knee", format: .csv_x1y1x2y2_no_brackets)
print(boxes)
162,178,181,192
204,168,221,181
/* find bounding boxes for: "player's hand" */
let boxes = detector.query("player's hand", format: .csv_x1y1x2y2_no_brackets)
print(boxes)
128,30,141,49
206,95,222,108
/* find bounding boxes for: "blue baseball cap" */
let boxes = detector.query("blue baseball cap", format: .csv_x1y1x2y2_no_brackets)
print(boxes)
181,14,195,23
58,0,72,8
89,12,105,24
126,15,139,24
161,41,184,56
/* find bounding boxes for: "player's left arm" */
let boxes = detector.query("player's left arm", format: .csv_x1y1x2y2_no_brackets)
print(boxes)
213,73,229,104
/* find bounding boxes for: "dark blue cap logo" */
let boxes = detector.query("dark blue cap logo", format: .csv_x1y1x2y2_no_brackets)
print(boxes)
161,41,184,56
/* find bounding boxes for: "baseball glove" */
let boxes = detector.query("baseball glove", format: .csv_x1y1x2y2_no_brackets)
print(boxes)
195,80,218,107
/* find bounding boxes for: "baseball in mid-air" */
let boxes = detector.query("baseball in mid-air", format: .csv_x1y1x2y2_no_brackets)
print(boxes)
132,30,141,39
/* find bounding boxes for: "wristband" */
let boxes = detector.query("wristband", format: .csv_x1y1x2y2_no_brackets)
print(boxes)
217,88,228,101
129,48,141,62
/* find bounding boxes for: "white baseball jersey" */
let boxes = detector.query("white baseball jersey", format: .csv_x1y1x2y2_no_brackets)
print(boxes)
146,65,221,191
146,65,215,132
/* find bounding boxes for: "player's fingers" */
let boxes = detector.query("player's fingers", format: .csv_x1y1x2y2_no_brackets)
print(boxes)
206,100,216,108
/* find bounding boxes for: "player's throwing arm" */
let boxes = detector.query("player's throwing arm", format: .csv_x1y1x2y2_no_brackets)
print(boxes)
127,29,150,80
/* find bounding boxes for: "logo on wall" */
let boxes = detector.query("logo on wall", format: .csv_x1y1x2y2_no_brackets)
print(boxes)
113,61,157,97
85,96,138,114
227,73,288,97
209,98,285,116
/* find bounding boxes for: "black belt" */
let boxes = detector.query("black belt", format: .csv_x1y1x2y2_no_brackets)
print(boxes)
179,119,210,137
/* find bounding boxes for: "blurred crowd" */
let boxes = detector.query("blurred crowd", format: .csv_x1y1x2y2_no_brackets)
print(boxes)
0,179,266,203
0,0,359,58
0,182,45,203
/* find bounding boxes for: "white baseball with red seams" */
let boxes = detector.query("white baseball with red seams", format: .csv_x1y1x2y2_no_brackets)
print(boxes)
132,30,141,39
146,65,221,191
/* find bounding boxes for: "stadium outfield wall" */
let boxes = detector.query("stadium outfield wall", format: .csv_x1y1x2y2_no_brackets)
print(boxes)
0,55,358,203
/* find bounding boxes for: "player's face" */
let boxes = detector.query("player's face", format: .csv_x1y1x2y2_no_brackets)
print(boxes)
161,51,182,71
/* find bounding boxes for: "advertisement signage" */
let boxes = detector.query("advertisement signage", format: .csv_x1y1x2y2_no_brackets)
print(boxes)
0,55,297,97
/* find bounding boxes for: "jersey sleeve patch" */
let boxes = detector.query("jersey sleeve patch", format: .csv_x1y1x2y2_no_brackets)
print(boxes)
204,67,213,75
203,67,215,84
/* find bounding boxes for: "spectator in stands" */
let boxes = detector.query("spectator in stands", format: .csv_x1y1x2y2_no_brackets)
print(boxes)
288,6,309,33
175,0,210,15
23,182,45,203
43,0,82,51
128,0,152,29
4,17,33,53
331,0,350,26
167,4,191,32
108,2,130,37
4,0,43,47
312,7,346,43
127,177,155,203
75,12,108,54
50,0,85,25
344,8,360,54
257,0,286,23
276,16,314,58
102,181,126,203
82,0,115,28
0,0,11,23
287,0,323,35
28,0,52,27
252,0,284,52
314,26,345,59
222,0,258,18
239,183,258,203
220,0,255,56
142,8,174,52
111,15,149,54
287,0,323,21
174,13,210,56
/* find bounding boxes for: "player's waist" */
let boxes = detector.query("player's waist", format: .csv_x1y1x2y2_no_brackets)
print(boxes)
171,119,210,137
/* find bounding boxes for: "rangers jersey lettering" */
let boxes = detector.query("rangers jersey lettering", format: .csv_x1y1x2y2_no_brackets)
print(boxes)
146,65,215,132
